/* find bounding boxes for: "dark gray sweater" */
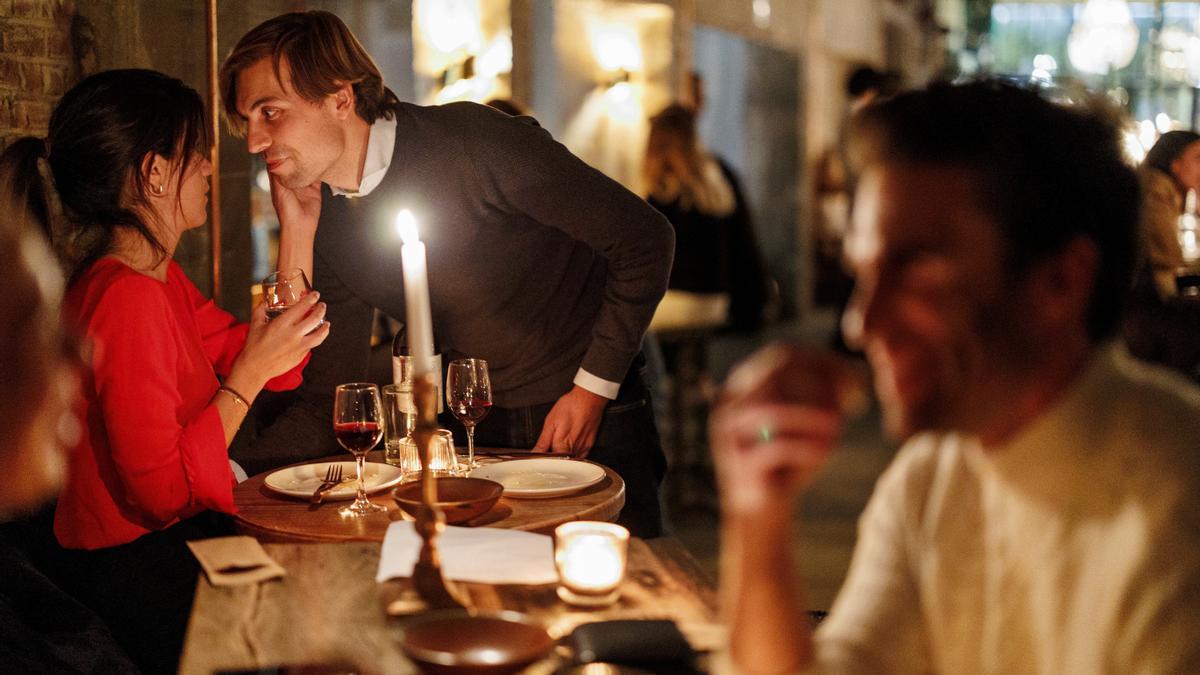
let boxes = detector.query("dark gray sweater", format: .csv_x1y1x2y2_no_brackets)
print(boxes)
245,101,673,466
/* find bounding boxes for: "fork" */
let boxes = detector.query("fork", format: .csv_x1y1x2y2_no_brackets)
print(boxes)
310,464,343,504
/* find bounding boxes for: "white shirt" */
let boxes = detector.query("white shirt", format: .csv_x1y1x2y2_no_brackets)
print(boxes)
811,345,1200,673
328,116,396,199
329,116,621,399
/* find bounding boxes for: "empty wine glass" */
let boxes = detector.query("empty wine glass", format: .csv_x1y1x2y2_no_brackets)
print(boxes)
446,359,492,470
262,268,312,321
333,383,386,516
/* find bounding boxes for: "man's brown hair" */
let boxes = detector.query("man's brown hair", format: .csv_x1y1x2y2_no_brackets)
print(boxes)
847,79,1139,342
219,10,399,137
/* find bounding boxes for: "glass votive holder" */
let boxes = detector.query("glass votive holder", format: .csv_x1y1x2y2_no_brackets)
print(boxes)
396,428,461,482
554,521,630,607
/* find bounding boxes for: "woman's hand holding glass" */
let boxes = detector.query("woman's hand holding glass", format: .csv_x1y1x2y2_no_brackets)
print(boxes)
228,291,329,395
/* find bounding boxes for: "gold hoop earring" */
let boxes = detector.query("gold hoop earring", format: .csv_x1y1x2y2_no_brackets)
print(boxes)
153,183,164,195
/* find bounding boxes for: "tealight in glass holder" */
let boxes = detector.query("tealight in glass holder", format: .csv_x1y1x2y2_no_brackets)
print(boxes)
554,521,630,607
395,428,461,482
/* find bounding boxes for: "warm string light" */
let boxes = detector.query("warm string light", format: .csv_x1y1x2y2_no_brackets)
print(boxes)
1067,0,1139,75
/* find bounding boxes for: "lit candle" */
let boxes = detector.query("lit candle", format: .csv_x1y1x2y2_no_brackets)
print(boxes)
555,522,629,606
396,209,435,377
398,429,460,479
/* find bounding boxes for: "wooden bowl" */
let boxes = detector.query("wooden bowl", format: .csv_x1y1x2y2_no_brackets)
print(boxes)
392,477,504,524
398,610,555,675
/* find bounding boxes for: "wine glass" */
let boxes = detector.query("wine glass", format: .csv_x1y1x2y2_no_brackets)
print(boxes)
446,359,492,470
333,383,386,516
262,268,312,321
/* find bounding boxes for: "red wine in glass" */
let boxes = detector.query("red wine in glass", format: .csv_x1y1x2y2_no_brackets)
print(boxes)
265,306,287,322
332,382,385,516
446,359,492,469
334,421,382,453
450,397,492,425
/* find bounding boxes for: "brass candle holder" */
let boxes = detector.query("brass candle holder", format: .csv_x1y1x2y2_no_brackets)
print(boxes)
410,372,467,609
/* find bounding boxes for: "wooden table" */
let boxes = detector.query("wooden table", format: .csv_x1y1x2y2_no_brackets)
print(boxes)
180,539,722,674
234,450,626,542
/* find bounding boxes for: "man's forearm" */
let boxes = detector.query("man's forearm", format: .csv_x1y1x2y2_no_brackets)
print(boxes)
277,226,316,283
723,509,815,674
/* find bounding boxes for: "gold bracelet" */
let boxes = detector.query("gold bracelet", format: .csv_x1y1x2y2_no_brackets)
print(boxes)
218,385,250,413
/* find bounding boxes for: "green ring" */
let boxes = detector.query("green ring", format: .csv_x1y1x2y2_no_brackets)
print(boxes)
758,425,773,443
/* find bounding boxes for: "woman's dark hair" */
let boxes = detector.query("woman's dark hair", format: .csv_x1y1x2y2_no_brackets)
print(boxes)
1143,130,1200,179
0,69,207,279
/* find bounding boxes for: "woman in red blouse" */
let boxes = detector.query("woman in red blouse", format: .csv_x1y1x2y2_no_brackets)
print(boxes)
0,69,329,673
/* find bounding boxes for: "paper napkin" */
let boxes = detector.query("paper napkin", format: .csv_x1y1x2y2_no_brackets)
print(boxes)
376,521,557,585
187,536,286,586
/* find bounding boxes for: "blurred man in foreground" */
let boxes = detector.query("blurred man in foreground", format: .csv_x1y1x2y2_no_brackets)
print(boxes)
712,81,1200,673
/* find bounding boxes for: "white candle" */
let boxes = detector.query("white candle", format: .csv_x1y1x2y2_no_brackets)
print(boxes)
396,209,435,377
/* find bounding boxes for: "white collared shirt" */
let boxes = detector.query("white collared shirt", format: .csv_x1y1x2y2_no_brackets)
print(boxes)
329,115,397,198
329,115,620,400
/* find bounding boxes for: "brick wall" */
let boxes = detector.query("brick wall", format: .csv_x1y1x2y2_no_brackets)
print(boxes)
0,0,80,152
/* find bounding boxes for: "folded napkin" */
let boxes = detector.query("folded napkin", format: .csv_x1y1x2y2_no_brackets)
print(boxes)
187,536,286,586
376,521,557,585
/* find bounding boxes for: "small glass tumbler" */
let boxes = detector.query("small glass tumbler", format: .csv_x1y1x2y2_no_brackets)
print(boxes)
396,428,461,482
554,522,630,607
382,383,416,467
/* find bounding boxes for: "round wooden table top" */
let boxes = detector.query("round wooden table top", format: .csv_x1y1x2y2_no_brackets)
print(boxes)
233,450,625,543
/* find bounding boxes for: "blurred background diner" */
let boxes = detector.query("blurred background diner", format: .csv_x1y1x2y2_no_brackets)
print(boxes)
4,0,1200,660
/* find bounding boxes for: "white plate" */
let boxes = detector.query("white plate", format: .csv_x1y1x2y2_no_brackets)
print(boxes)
263,461,403,501
468,458,606,498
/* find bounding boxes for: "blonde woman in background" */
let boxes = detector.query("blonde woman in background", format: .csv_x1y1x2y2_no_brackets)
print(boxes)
643,104,766,334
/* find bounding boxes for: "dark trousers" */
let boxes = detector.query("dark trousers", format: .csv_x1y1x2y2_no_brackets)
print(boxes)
50,513,234,675
462,358,667,538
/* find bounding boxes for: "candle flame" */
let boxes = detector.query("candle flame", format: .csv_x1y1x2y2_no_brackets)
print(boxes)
396,209,419,244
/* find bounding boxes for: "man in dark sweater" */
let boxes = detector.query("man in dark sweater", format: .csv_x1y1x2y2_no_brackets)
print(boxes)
220,11,674,536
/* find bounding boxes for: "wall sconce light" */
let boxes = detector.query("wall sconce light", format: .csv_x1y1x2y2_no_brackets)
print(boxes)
604,68,631,89
413,0,511,105
440,55,476,89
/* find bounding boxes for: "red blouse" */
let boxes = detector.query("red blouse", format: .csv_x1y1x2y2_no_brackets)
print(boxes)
55,258,306,550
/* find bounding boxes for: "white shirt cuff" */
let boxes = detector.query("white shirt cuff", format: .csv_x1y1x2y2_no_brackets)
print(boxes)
574,368,620,400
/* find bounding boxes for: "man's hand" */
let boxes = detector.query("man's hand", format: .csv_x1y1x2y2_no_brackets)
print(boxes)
710,344,866,516
533,385,609,458
269,174,322,235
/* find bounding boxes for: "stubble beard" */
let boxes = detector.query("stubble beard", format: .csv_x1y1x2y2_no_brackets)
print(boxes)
276,162,320,190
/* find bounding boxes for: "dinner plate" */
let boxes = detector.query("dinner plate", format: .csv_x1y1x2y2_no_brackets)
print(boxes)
263,461,404,500
468,458,606,498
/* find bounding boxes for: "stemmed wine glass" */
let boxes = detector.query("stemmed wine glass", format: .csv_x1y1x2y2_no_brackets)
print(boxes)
446,359,492,470
333,383,386,516
262,268,312,321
